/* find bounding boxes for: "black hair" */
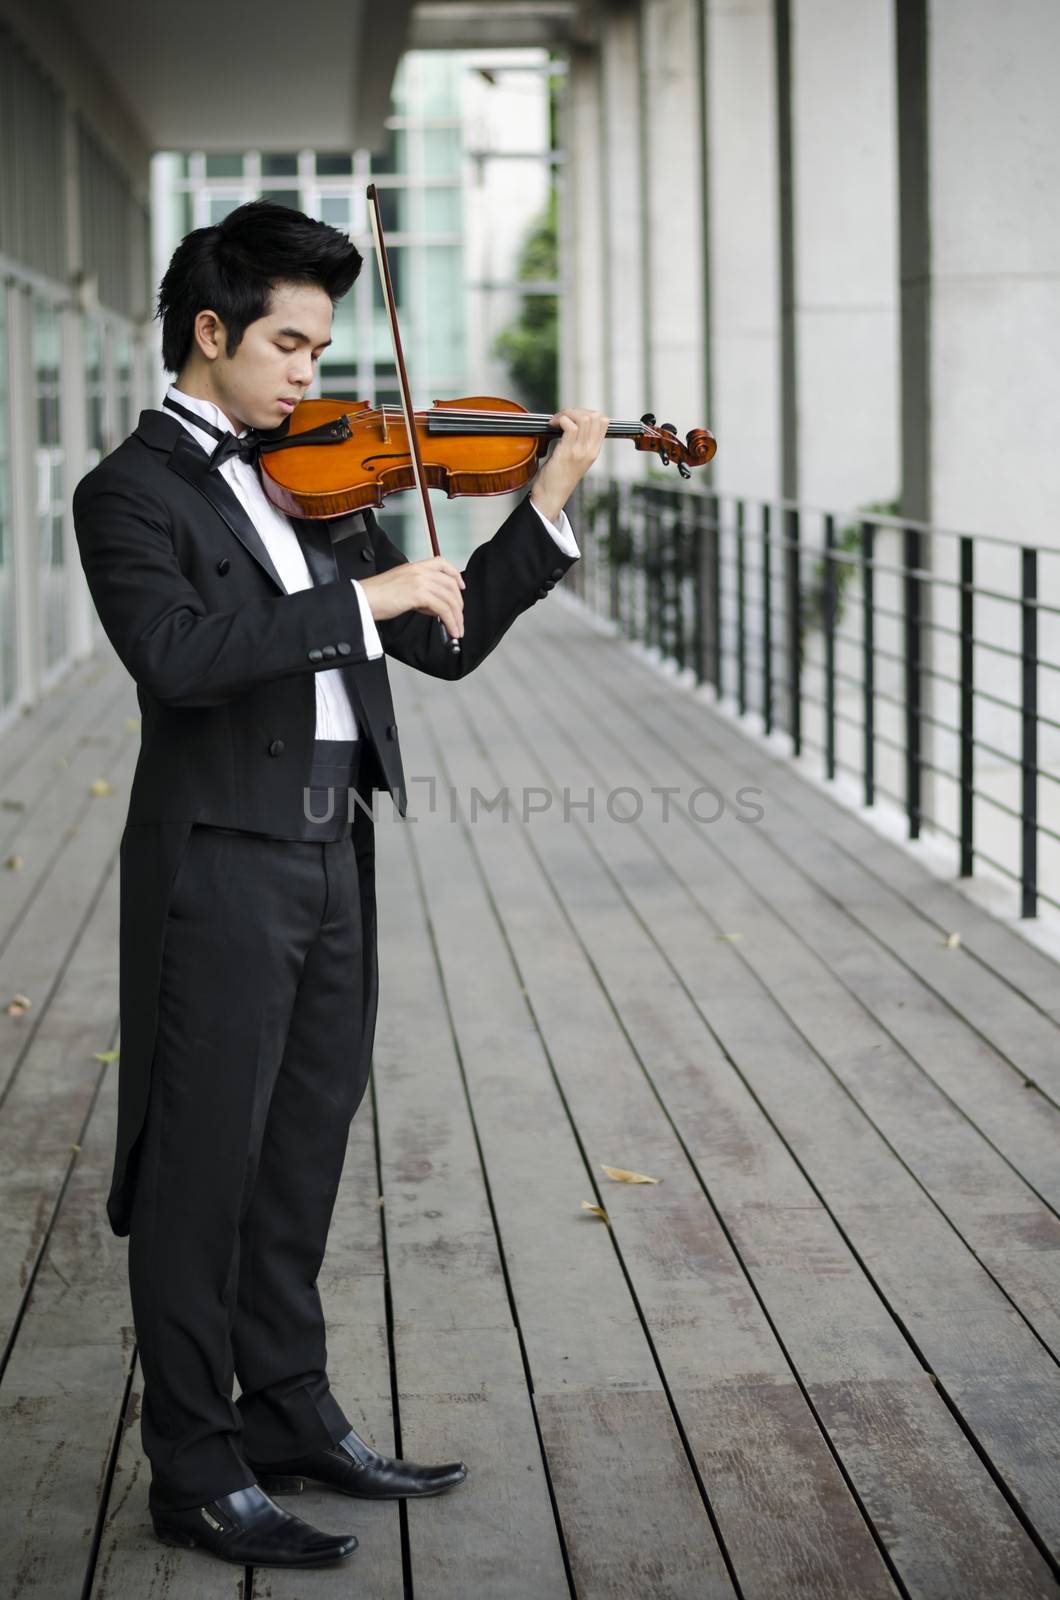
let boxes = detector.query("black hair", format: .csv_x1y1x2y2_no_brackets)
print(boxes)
156,198,363,374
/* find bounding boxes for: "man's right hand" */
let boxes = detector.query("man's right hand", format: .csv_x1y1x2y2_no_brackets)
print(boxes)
359,557,466,640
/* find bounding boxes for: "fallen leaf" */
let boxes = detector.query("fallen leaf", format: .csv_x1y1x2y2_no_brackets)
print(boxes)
69,1143,81,1153
601,1165,661,1185
4,854,22,871
714,932,743,942
93,1050,120,1064
124,717,140,733
943,931,961,948
580,1200,609,1223
1,798,25,811
89,778,112,797
6,992,31,1016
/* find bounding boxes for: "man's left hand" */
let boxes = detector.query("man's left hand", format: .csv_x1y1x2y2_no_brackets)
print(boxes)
530,407,610,525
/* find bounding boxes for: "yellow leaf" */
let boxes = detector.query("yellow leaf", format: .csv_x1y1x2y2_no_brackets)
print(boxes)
580,1200,609,1223
89,779,112,797
944,931,961,949
601,1165,661,1185
93,1050,120,1064
714,932,743,942
4,854,22,871
69,1143,81,1153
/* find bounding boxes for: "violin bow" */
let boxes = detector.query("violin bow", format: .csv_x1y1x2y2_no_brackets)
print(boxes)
366,183,460,656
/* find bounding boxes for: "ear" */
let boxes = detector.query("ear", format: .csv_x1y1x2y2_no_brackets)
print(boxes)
193,308,225,363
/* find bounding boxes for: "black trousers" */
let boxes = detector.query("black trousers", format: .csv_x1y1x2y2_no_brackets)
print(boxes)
128,740,374,1512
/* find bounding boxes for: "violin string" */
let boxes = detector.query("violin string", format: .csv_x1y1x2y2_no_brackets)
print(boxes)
318,405,650,438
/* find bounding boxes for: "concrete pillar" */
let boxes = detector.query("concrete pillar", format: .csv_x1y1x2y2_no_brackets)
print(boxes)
705,0,781,498
599,0,647,475
928,0,1060,547
560,45,607,416
790,0,900,511
640,0,706,442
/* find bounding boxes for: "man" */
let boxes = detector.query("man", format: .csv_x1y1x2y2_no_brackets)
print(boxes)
72,199,607,1572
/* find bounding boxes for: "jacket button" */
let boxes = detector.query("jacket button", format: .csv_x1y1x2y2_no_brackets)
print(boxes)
336,641,352,656
321,643,338,659
386,723,397,741
545,580,555,590
268,738,285,756
216,557,230,575
360,548,373,562
536,585,549,598
549,567,564,581
308,647,324,662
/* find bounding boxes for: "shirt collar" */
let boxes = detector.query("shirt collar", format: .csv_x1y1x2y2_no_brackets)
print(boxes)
164,383,252,458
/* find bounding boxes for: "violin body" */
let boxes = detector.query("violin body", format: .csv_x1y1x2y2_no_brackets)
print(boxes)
261,396,550,521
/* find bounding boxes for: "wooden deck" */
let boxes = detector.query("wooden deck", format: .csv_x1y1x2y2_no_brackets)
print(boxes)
2,592,1060,1599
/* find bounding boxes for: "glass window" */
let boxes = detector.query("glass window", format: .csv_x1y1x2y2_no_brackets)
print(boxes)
423,128,461,178
262,152,298,176
424,186,461,233
84,318,107,469
260,188,301,210
370,125,408,177
205,153,244,178
208,194,243,223
0,290,15,711
375,186,412,233
424,245,464,381
114,326,133,442
318,195,352,228
32,298,66,674
371,244,406,313
316,152,353,176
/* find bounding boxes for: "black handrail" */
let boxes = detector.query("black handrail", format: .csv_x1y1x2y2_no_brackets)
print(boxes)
568,480,1060,920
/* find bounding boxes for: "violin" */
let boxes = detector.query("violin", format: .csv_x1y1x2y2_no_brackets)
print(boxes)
256,395,718,521
255,186,717,652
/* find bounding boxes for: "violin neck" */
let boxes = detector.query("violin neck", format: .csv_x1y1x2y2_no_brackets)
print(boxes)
423,410,644,439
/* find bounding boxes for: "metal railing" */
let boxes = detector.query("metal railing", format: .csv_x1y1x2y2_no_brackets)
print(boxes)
568,478,1060,920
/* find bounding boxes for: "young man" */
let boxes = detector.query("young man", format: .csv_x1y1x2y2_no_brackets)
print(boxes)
72,199,607,1571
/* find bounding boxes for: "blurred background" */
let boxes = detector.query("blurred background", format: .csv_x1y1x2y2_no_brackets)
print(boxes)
1,0,1058,920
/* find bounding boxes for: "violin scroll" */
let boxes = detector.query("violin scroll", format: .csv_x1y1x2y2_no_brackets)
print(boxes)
635,415,717,478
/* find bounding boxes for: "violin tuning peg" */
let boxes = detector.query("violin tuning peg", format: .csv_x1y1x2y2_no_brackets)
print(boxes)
678,462,692,480
662,423,677,435
660,450,670,467
641,412,657,428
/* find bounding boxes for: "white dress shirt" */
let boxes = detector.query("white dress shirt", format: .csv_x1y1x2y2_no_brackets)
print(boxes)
164,384,579,740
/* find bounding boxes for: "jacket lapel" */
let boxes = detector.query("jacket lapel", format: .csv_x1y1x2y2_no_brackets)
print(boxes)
165,429,287,593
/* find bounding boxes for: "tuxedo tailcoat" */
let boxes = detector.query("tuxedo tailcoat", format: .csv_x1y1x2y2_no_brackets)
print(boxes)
72,406,576,1238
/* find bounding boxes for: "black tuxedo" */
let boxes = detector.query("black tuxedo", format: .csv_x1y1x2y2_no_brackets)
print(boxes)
73,406,575,1239
71,406,576,1508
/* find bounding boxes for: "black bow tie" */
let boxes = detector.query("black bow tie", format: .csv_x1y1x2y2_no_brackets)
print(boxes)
162,394,267,471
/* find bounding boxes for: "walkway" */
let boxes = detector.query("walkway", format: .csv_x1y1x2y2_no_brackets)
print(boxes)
2,593,1059,1598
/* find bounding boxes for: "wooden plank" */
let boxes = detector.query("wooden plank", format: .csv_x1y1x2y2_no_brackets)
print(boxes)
0,670,137,1104
0,1052,241,1598
251,1095,405,1599
396,688,899,1599
432,608,1060,1587
0,694,143,1345
93,1094,405,1600
395,707,739,1598
371,818,573,1598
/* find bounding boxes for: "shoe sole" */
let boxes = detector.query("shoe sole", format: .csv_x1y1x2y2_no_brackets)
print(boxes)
256,1471,467,1499
152,1522,357,1568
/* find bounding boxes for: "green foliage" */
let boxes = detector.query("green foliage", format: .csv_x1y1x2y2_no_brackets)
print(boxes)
493,190,558,414
800,498,899,649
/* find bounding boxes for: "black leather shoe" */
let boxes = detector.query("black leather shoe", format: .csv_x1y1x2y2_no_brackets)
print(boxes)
150,1483,358,1567
248,1427,468,1500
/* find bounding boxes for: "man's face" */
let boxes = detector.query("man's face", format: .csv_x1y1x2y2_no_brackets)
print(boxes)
199,280,334,432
